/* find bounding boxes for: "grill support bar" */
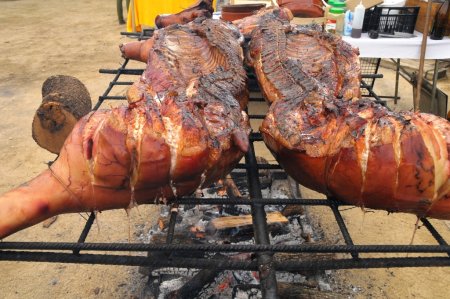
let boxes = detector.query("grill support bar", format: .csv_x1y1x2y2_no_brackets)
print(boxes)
329,199,359,259
2,251,450,270
246,142,279,298
73,212,96,255
2,242,450,254
421,218,450,257
94,59,132,110
166,204,178,245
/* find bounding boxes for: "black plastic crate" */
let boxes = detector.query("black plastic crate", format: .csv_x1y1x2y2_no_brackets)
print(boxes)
362,6,420,34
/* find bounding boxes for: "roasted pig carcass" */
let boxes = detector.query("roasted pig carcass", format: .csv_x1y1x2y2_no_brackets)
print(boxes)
0,19,250,239
155,0,214,28
247,17,450,219
232,7,294,38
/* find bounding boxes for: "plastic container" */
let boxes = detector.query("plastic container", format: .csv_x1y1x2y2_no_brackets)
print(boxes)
325,0,346,35
344,10,353,35
351,2,365,38
362,6,420,34
381,0,406,6
380,0,406,15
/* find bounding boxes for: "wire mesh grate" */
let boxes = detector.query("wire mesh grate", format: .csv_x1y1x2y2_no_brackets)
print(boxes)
360,57,381,96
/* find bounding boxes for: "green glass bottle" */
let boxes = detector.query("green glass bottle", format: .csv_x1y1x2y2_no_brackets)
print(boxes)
430,0,450,40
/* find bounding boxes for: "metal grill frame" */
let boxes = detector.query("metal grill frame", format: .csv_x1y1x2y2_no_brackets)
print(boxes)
1,30,450,298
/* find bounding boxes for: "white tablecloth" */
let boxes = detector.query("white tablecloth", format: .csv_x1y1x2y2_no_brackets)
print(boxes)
342,32,450,59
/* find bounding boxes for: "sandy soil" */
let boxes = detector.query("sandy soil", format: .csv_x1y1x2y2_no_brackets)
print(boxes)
0,0,450,298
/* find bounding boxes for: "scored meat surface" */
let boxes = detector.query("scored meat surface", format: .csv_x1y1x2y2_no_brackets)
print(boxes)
232,7,293,38
155,0,214,28
248,17,450,219
0,19,250,239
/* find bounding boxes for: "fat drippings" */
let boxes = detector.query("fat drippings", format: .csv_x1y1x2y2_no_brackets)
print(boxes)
392,121,403,206
162,116,181,197
359,121,372,201
129,112,145,209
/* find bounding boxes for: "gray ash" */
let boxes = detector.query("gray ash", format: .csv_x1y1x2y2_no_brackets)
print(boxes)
140,163,333,298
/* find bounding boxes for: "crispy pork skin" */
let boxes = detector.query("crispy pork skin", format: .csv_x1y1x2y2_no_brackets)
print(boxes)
232,7,293,38
0,19,250,239
249,18,450,219
155,0,214,29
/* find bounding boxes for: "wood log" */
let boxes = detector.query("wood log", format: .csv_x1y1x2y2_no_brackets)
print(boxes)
42,215,58,228
278,282,338,299
149,233,204,259
151,233,198,245
41,75,91,110
224,175,243,198
32,75,91,154
276,252,335,264
275,251,336,275
281,205,305,217
206,211,289,236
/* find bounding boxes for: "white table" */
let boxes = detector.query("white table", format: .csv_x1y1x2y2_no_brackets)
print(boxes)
342,32,450,113
342,32,450,59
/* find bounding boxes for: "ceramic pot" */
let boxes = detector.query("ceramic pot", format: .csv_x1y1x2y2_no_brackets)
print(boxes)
221,4,266,22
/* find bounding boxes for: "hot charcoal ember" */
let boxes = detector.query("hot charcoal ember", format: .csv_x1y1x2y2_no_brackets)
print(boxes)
141,174,332,298
155,0,214,29
0,19,250,239
247,16,450,219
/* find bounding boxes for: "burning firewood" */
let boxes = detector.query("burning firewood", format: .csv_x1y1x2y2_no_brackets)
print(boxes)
158,216,169,230
282,205,305,217
218,175,243,199
206,211,288,236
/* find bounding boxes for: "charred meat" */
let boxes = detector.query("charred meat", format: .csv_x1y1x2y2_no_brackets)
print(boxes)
0,19,250,238
247,18,450,219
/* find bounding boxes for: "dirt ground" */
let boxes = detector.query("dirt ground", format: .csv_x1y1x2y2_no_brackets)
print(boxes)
0,0,450,298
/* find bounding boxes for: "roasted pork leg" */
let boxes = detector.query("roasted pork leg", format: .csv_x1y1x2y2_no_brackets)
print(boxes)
0,19,250,239
248,18,450,219
155,0,214,29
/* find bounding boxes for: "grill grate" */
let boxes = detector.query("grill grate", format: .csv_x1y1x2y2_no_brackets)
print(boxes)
1,30,450,298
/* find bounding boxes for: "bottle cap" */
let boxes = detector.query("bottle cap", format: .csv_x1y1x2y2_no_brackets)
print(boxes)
328,0,346,7
330,7,346,13
355,1,365,9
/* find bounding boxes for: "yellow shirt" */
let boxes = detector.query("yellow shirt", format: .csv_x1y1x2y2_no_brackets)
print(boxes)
127,0,217,32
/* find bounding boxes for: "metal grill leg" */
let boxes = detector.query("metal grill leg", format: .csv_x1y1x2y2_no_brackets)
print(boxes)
245,142,279,298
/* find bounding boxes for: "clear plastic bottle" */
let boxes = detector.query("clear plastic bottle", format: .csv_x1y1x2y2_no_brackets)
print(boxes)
344,10,353,36
351,1,365,38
